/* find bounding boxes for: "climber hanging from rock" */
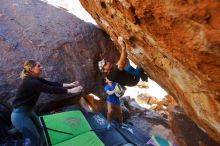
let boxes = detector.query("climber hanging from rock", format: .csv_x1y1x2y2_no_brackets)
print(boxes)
98,36,148,87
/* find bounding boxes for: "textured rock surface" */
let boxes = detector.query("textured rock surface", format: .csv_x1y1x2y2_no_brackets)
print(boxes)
169,106,219,146
121,96,176,143
80,0,220,143
0,0,119,112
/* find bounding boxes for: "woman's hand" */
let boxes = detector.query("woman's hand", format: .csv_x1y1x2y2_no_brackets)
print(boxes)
106,90,115,95
63,81,80,88
70,81,80,87
67,86,83,94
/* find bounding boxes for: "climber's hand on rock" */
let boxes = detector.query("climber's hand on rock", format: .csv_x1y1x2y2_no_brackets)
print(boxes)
63,81,80,88
67,86,83,94
69,81,80,87
118,36,126,49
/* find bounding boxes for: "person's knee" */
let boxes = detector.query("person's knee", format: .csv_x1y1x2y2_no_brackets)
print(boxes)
124,64,136,74
11,112,24,133
107,109,113,115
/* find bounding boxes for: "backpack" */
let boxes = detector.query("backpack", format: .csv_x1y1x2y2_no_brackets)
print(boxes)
114,83,125,97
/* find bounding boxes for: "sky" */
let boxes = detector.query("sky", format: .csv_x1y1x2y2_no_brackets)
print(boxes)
40,0,97,24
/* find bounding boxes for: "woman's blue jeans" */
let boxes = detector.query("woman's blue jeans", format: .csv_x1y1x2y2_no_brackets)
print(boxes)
11,107,43,146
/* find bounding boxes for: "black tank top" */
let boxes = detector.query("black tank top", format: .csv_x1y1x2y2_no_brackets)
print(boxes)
107,65,139,86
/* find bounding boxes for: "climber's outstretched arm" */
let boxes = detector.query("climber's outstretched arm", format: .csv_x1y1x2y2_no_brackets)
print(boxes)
117,37,127,71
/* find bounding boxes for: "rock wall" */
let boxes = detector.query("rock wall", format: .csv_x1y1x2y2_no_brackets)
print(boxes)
169,107,219,146
0,0,119,112
80,0,220,143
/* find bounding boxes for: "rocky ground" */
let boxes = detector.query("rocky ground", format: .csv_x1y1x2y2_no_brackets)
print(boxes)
81,80,219,146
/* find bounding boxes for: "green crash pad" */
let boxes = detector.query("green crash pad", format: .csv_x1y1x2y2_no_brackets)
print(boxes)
40,110,104,146
53,131,104,146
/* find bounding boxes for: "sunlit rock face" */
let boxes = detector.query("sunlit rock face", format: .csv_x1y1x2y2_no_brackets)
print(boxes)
80,0,220,143
0,0,119,112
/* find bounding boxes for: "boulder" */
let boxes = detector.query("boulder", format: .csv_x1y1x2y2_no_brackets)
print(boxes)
80,0,220,143
169,106,219,146
136,94,160,105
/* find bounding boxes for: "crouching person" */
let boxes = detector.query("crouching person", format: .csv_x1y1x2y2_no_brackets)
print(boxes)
11,60,83,146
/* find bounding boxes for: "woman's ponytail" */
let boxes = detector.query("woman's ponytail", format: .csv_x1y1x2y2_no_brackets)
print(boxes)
20,60,37,79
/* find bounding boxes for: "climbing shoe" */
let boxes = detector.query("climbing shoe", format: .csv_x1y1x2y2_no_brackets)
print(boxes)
120,123,129,128
106,124,112,130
